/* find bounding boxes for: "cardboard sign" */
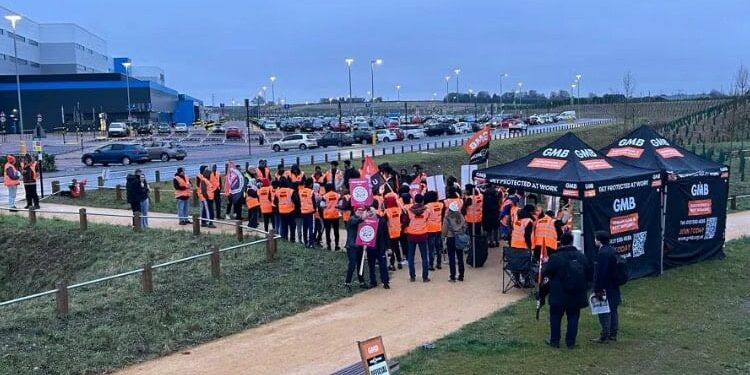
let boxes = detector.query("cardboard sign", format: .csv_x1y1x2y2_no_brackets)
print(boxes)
358,336,390,375
460,164,477,189
32,141,42,152
409,183,422,198
349,178,373,209
355,217,379,248
426,175,446,200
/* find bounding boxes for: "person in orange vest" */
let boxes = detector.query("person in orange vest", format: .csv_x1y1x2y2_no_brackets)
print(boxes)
383,194,404,270
322,183,341,251
324,161,344,191
424,191,445,270
463,184,483,236
289,164,305,184
4,154,21,210
299,178,317,248
197,166,216,228
274,178,299,241
401,193,433,282
210,164,222,219
313,182,325,247
258,180,275,232
275,163,290,181
21,154,40,209
534,210,563,263
443,201,467,282
499,188,519,240
443,186,464,212
256,159,272,184
245,184,260,228
173,167,192,225
270,179,282,230
339,187,352,226
510,208,534,287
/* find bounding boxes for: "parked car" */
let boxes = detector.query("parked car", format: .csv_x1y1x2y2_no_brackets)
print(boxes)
555,111,577,122
108,122,129,137
225,127,243,140
399,125,426,140
81,143,149,166
330,123,351,132
142,141,187,162
508,119,528,132
134,123,154,135
156,123,172,134
211,125,226,134
451,122,472,134
317,132,355,147
174,123,189,134
280,121,298,132
352,128,375,143
271,134,319,152
375,129,399,143
424,122,452,136
261,121,278,131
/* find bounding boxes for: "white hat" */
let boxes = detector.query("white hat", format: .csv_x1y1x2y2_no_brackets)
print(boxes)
449,202,460,212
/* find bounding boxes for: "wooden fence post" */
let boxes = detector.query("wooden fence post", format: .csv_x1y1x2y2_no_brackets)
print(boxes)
56,281,69,316
28,207,36,225
266,229,277,261
338,152,341,161
79,208,88,231
731,195,737,210
281,158,285,166
236,220,243,242
79,182,86,198
210,245,221,278
193,214,201,235
154,187,161,204
97,176,104,188
192,189,199,207
349,151,353,160
115,184,122,201
361,150,365,159
371,149,375,157
51,180,60,194
155,170,161,183
382,147,386,155
133,212,142,232
325,154,328,162
296,156,300,166
142,263,153,294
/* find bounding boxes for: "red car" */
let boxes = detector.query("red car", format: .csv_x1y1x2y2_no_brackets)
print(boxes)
225,127,243,139
500,118,523,128
330,123,351,132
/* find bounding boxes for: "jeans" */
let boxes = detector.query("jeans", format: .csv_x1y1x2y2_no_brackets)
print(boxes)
280,213,295,241
140,198,149,228
176,199,189,223
262,213,273,232
295,217,304,243
213,190,222,218
273,212,281,231
549,304,581,348
487,227,499,244
597,302,620,339
302,213,314,245
201,200,214,225
324,218,340,249
427,232,442,267
24,184,39,208
345,245,365,284
446,237,465,280
407,241,429,280
367,246,390,286
7,185,17,208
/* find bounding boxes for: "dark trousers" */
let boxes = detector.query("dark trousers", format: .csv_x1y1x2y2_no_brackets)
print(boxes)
597,302,620,339
407,241,429,280
324,218,340,249
280,213,296,241
427,232,442,267
388,238,403,266
273,211,281,231
262,212,273,232
345,246,365,284
446,237,465,280
130,201,141,212
213,190,222,218
367,247,390,286
314,216,324,243
302,213,314,245
227,198,243,220
24,184,39,207
549,304,581,348
247,207,259,228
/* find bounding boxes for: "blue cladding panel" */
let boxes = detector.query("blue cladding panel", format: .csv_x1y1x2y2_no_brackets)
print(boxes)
173,98,195,124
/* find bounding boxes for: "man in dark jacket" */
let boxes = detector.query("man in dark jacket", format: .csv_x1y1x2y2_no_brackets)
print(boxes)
481,185,500,247
592,231,622,343
541,232,591,349
344,207,368,290
125,173,143,214
366,202,391,289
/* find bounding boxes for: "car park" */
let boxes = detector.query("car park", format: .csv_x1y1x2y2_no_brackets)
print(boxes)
271,134,318,152
81,143,149,166
261,121,278,131
280,121,298,132
211,125,226,134
375,129,400,142
451,122,472,134
399,125,426,139
424,122,452,136
317,132,355,147
142,141,187,161
134,123,154,135
174,122,189,134
555,111,577,121
156,123,172,134
108,122,129,137
508,119,528,132
225,127,243,139
352,127,375,143
330,123,351,132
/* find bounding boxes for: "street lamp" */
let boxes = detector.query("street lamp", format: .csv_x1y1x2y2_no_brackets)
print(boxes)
432,92,437,101
499,73,508,109
269,76,276,104
575,74,582,108
571,83,577,106
6,14,24,136
369,58,382,102
345,58,354,122
454,68,461,102
122,61,132,122
517,82,523,109
444,76,451,102
396,85,401,101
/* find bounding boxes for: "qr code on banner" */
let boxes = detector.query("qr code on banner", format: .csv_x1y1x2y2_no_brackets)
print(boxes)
631,231,646,258
704,217,717,240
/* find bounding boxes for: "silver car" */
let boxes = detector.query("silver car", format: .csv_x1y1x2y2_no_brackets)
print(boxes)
142,141,187,162
271,134,318,152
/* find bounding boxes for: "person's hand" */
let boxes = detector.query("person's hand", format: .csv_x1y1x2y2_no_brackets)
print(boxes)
595,290,605,298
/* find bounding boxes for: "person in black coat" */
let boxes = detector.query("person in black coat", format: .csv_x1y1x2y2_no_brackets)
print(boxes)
541,232,591,349
592,231,622,343
481,185,501,247
125,173,143,213
366,202,391,289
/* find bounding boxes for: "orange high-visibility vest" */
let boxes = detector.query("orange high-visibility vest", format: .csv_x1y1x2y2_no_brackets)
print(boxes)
510,218,533,249
258,186,274,214
289,172,305,183
500,198,514,226
426,202,444,233
533,216,558,251
323,191,341,219
21,161,38,181
342,194,352,222
196,175,214,201
174,175,191,199
385,207,402,239
3,163,19,187
324,169,342,187
406,207,431,235
257,166,271,180
465,193,483,223
443,198,463,212
245,195,260,209
209,171,220,191
510,205,519,226
277,187,294,214
299,187,315,214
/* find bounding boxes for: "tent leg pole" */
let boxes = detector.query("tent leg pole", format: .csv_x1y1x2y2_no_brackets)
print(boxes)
660,185,668,275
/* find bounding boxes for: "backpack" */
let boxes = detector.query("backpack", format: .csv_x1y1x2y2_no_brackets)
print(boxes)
563,255,587,293
614,255,629,286
455,233,470,250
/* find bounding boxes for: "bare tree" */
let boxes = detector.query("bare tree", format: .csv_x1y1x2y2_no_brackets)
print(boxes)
620,71,637,129
734,64,749,97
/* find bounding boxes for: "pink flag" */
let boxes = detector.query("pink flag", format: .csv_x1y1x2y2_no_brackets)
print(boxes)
355,217,379,247
349,178,373,209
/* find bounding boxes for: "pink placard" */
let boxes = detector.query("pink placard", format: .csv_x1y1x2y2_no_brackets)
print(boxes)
409,183,422,198
355,217,379,247
349,178,373,209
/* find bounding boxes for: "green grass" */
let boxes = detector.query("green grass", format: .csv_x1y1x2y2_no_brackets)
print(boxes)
45,182,195,215
397,239,750,375
0,215,357,374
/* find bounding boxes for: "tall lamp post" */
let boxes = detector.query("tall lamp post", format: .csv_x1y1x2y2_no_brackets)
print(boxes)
575,74,582,109
444,76,450,102
499,73,508,110
453,68,461,102
370,58,382,117
345,58,354,123
570,83,576,106
122,61,132,122
269,76,276,104
6,14,24,137
396,85,401,101
517,82,523,111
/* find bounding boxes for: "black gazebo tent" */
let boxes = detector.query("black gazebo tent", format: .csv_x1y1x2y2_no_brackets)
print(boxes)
474,132,664,279
602,125,729,269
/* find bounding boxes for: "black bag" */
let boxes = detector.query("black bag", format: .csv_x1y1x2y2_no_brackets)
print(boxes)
615,255,629,286
563,255,587,293
465,235,488,267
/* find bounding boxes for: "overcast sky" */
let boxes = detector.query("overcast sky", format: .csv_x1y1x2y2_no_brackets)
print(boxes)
5,0,750,104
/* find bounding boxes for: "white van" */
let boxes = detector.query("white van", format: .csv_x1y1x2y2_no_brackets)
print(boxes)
555,111,577,121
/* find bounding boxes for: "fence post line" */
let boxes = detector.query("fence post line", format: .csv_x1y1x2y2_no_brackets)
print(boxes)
28,207,37,225
371,149,375,157
79,208,88,231
349,151,353,160
236,220,243,242
210,245,221,278
154,187,161,204
51,180,60,194
418,144,422,151
731,195,737,210
192,189,198,207
155,170,161,183
410,145,414,152
310,155,314,165
426,143,430,150
133,212,142,232
434,142,437,149
193,214,200,235
142,262,153,294
97,176,104,188
325,154,329,162
281,158,285,166
382,147,386,156
56,281,69,316
115,184,122,201
337,152,341,161
266,229,277,261
361,150,365,159
296,156,300,166
79,182,86,198
401,145,404,153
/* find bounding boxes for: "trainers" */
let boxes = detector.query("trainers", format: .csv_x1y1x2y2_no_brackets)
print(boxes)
344,283,352,291
359,283,369,289
397,264,403,269
590,337,609,344
428,266,436,271
383,284,390,289
410,277,416,282
449,278,456,283
423,278,431,283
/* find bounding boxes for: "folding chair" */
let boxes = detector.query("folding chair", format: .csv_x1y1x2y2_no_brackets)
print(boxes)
501,246,533,293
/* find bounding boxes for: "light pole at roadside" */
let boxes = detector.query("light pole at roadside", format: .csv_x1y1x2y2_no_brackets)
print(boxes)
575,74,582,109
396,85,401,101
5,14,23,136
370,58,382,117
444,76,450,102
454,68,461,102
499,73,508,110
122,61,132,122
